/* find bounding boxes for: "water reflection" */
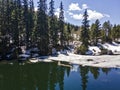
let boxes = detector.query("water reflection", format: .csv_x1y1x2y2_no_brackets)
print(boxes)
79,66,89,90
79,66,111,90
0,62,117,90
0,62,68,90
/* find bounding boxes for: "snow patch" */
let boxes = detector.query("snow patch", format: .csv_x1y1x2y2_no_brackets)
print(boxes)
48,53,120,68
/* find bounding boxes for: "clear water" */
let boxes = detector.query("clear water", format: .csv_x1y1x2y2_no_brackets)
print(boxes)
0,62,120,90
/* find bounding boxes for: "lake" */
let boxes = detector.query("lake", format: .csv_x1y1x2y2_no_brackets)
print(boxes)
0,62,120,90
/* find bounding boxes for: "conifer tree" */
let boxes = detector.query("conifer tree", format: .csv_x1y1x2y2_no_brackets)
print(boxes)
0,0,13,58
49,0,58,48
81,9,89,47
80,9,90,54
116,25,120,41
111,24,117,41
100,29,106,43
102,21,112,43
12,0,22,48
0,0,6,58
59,1,65,47
36,0,49,55
90,19,101,45
66,23,72,45
29,0,35,46
0,0,5,36
23,0,29,49
17,0,23,46
112,24,120,42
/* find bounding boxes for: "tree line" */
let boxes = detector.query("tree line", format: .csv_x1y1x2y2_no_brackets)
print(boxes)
0,0,78,59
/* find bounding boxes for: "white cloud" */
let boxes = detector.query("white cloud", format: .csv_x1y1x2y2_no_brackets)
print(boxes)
69,3,81,11
72,14,83,20
67,11,83,20
82,4,89,9
88,10,110,20
68,9,110,20
68,3,89,11
88,10,104,20
67,3,110,20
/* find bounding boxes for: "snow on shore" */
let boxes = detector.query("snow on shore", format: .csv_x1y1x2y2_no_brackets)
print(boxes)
27,42,120,68
48,53,120,68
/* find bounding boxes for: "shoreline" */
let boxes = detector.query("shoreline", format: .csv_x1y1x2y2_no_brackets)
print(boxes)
0,53,120,69
48,53,120,68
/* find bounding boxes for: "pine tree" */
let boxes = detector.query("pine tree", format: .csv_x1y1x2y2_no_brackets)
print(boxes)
112,24,120,42
59,1,65,47
66,23,72,45
111,24,117,41
81,9,90,47
0,0,5,57
0,0,8,35
12,0,22,48
36,0,49,55
80,9,90,54
6,0,11,36
100,29,106,43
0,0,12,58
102,21,112,43
49,0,58,48
116,25,120,41
0,0,2,30
17,0,23,47
29,0,35,46
90,19,101,45
7,0,23,58
23,0,29,49
67,23,71,34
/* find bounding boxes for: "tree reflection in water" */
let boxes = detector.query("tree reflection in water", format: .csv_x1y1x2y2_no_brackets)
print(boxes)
79,65,111,90
0,62,68,90
79,66,89,90
0,62,112,90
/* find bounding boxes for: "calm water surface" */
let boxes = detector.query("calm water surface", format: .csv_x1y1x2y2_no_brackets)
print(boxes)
0,62,120,90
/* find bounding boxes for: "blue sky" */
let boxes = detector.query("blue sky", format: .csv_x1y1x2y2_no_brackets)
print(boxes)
34,0,120,26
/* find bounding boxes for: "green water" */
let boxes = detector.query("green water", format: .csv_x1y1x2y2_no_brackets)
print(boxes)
0,62,120,90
